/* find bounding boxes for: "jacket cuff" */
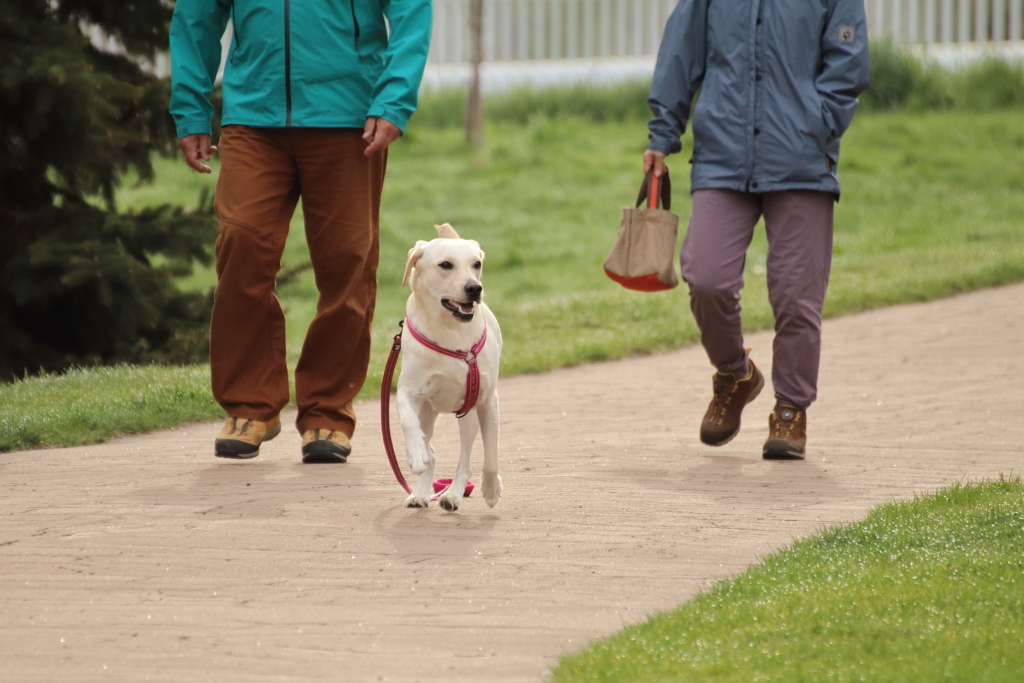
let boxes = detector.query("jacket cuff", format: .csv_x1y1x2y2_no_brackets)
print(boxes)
366,107,410,133
174,118,213,139
647,136,682,156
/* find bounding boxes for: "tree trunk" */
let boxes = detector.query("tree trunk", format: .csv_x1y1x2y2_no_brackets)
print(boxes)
465,0,485,148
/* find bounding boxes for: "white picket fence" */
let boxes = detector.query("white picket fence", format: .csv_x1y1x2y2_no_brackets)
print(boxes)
422,0,1024,89
865,0,1024,46
429,0,1024,63
428,0,677,63
134,1,1024,86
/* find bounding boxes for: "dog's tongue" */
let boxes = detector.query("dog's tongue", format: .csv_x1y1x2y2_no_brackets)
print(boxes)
458,302,474,314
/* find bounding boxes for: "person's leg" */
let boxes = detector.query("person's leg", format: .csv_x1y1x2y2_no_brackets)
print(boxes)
680,189,762,376
290,128,386,444
681,189,766,446
762,190,835,408
211,126,298,423
761,190,835,460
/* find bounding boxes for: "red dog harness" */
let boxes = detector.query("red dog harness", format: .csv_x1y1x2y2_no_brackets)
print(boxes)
404,317,488,418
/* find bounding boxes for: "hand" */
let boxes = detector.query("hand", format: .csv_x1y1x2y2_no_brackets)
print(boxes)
642,149,667,178
363,117,402,156
177,134,218,174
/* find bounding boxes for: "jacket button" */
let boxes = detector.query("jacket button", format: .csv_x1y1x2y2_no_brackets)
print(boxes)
755,74,762,82
753,128,760,135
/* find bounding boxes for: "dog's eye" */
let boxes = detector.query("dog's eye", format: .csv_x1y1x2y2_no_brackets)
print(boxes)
473,261,482,270
439,261,453,270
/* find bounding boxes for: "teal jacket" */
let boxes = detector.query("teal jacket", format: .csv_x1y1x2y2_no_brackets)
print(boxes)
169,0,432,138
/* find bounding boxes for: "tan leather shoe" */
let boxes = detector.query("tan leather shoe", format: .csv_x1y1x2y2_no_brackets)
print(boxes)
301,429,352,464
700,355,765,446
214,415,281,459
763,403,807,460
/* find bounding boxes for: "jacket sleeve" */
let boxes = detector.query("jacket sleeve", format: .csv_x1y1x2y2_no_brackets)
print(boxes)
646,0,708,155
817,0,870,143
168,0,233,139
368,0,433,132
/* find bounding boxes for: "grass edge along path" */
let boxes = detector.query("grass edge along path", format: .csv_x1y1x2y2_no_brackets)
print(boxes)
549,476,1024,683
0,365,221,452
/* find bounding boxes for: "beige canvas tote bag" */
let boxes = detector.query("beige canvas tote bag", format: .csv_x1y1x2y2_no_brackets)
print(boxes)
603,169,679,292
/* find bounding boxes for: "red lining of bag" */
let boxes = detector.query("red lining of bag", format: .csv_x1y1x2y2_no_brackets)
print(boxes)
603,269,674,292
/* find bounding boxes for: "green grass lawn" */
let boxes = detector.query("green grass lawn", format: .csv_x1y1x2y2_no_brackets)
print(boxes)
2,107,1024,452
549,476,1024,682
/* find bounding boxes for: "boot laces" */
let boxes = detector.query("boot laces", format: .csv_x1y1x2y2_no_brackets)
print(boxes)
711,374,738,418
772,409,800,438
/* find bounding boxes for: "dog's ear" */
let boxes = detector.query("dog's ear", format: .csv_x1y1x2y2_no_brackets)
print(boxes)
402,241,429,288
435,223,460,239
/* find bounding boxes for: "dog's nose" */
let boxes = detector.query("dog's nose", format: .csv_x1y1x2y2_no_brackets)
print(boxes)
464,282,483,301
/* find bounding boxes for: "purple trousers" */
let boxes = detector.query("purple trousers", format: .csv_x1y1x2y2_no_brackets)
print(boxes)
680,189,835,409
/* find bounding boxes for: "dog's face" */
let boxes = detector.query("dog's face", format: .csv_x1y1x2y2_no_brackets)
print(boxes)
403,237,485,323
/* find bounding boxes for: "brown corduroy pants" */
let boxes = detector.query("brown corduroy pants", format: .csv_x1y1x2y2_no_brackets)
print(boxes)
211,125,386,438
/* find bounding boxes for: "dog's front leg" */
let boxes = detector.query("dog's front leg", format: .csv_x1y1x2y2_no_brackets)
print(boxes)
397,392,437,508
397,392,433,474
436,414,479,512
476,396,502,508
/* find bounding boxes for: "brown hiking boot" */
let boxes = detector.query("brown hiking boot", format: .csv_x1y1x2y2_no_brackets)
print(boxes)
699,357,765,446
763,403,807,460
301,429,352,464
215,415,281,459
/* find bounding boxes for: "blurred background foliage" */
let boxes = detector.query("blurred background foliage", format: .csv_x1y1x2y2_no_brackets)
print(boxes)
2,1,1023,386
0,1,216,382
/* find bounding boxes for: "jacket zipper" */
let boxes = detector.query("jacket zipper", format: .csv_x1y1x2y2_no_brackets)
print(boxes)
350,0,361,53
748,0,764,191
282,0,358,126
284,0,292,126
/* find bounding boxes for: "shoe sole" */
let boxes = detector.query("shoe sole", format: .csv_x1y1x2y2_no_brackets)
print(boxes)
214,422,281,460
301,441,351,464
701,431,739,447
762,439,806,460
215,447,260,460
699,371,766,447
301,452,349,464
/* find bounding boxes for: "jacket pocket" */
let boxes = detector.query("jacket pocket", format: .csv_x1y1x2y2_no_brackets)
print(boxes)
803,86,831,154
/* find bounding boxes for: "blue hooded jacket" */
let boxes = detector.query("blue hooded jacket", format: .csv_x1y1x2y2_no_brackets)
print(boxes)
648,0,870,196
170,0,432,138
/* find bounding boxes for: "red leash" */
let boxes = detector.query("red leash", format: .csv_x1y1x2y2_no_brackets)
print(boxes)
381,323,412,494
380,320,479,499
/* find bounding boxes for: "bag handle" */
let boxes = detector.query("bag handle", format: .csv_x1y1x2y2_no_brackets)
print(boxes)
635,168,672,211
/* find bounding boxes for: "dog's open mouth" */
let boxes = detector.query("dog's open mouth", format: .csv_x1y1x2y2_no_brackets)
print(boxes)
442,298,476,322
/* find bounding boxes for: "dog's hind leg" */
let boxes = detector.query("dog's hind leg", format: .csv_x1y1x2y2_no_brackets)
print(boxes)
477,397,502,508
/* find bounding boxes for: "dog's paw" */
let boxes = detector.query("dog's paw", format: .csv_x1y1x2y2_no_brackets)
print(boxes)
437,493,462,512
481,472,502,508
407,452,429,475
405,495,430,509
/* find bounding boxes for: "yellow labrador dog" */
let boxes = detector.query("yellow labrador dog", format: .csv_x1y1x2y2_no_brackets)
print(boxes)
398,224,503,511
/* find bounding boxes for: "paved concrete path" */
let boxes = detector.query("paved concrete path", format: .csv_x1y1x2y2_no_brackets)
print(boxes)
2,283,1022,682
